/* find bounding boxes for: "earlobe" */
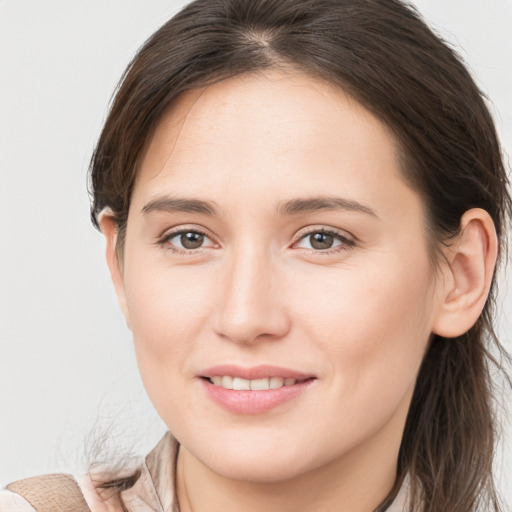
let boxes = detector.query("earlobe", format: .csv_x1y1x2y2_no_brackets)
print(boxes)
98,209,131,329
432,208,498,338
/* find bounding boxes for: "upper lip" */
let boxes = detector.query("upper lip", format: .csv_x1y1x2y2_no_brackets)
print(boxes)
200,364,315,381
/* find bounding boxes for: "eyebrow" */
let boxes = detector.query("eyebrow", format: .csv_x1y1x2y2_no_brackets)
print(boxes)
141,195,378,218
141,197,218,216
276,196,378,218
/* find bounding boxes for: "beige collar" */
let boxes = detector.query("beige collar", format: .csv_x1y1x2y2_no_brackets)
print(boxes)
118,432,178,512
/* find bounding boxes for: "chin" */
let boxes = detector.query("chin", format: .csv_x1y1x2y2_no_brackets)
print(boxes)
182,428,332,484
205,452,312,484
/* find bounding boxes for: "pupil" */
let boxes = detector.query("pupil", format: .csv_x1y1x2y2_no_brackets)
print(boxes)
310,232,333,250
181,232,204,249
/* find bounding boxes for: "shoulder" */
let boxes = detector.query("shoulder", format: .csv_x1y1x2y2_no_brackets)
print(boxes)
1,432,177,512
1,473,123,512
0,489,36,512
387,474,409,512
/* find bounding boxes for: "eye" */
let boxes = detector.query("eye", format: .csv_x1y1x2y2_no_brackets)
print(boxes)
159,229,215,252
294,229,354,252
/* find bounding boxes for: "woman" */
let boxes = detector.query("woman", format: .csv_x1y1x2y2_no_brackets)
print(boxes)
1,0,510,511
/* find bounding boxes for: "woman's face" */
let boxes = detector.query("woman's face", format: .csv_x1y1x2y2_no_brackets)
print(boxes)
116,70,446,482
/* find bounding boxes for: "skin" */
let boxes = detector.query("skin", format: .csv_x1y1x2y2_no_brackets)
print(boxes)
101,69,497,512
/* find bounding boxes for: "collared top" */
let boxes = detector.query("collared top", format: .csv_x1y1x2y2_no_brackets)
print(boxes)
0,432,407,512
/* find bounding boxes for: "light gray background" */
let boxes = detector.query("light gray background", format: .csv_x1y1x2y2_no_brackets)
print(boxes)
1,0,511,503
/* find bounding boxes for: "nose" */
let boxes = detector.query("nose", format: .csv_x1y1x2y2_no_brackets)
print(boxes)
212,241,291,345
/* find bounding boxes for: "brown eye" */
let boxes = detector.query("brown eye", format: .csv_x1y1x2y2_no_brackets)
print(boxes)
162,229,214,252
294,229,353,252
180,231,204,249
309,232,334,250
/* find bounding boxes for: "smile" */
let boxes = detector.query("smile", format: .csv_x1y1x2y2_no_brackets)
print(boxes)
206,376,303,390
199,365,316,414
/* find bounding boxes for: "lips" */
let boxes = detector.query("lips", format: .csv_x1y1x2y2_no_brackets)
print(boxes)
208,375,300,390
199,364,316,414
200,364,314,381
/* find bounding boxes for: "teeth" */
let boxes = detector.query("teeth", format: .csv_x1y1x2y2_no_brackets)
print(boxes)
221,376,233,389
250,378,270,390
209,376,298,390
269,376,284,389
233,377,251,390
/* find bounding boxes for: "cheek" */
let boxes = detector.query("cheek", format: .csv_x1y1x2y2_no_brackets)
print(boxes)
293,255,435,400
122,263,221,429
122,258,215,388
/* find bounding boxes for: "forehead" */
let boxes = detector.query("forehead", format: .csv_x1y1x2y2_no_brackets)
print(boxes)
133,69,417,221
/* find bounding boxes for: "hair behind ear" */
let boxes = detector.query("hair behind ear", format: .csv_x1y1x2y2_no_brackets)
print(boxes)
400,327,507,511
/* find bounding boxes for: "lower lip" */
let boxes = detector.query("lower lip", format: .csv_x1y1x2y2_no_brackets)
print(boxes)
200,378,315,415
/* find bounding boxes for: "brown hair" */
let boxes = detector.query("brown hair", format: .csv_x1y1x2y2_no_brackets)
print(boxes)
89,1,512,510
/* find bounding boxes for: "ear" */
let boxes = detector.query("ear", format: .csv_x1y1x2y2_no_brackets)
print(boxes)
98,209,131,329
432,208,498,338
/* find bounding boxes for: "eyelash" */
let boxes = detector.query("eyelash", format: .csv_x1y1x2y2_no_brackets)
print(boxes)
157,227,214,255
157,227,355,255
292,228,355,254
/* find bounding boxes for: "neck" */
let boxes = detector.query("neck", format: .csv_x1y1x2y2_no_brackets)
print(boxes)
176,402,408,512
